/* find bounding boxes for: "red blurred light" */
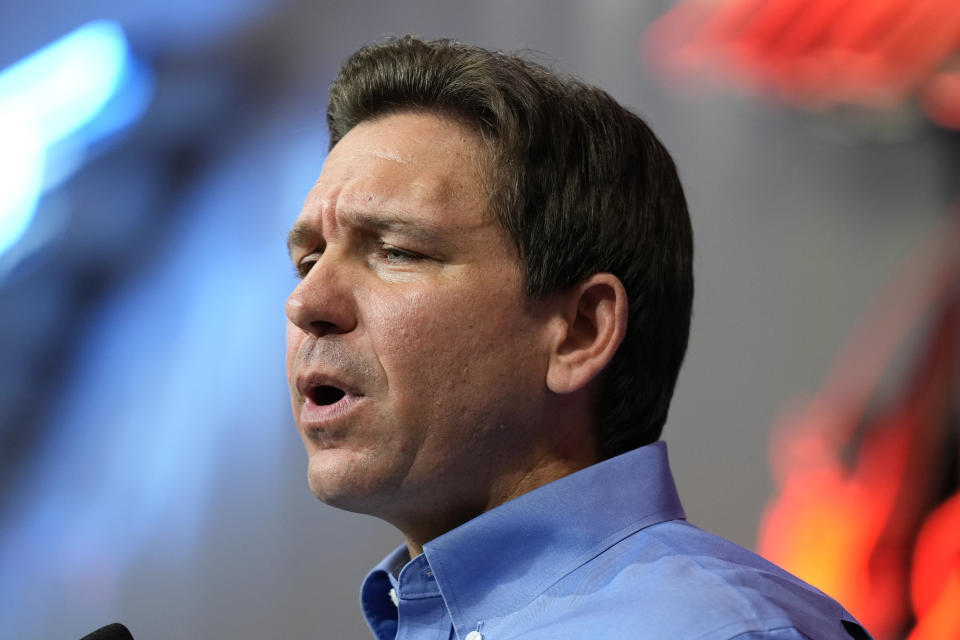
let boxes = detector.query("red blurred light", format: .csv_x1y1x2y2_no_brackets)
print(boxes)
645,0,960,128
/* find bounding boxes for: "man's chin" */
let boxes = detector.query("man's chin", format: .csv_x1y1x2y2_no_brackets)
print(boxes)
306,452,396,515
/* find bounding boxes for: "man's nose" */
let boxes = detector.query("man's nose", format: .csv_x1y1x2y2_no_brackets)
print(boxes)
285,254,357,337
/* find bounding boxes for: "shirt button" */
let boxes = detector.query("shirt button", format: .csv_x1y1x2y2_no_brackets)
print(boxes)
465,632,483,640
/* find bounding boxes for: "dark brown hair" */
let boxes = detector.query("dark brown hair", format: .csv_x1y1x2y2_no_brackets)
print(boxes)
327,36,693,459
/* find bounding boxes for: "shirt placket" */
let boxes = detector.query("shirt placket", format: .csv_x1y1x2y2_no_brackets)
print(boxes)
395,556,453,640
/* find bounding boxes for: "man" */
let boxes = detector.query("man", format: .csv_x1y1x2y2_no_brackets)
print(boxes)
285,36,871,640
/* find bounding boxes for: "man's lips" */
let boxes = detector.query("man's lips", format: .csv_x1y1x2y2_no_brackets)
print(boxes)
299,392,366,433
295,373,366,432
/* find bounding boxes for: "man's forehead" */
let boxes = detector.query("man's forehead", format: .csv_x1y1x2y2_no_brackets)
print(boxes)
289,112,492,248
316,118,482,197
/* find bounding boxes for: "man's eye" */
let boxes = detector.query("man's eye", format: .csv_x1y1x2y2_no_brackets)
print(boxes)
380,244,426,263
295,252,321,279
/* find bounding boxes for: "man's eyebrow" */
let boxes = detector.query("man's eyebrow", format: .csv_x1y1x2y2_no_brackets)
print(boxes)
286,211,453,260
286,221,315,260
349,211,450,245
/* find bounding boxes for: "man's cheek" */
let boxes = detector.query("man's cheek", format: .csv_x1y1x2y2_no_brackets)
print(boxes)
370,288,465,341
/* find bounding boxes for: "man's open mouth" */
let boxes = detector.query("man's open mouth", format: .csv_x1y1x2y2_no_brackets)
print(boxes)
299,381,363,429
311,385,347,406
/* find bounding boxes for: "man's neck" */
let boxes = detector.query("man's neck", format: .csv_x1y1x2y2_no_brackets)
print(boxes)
398,448,597,558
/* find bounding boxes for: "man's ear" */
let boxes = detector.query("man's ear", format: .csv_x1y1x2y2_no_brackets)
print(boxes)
545,273,628,394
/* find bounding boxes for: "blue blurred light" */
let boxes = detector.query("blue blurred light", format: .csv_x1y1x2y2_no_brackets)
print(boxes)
0,122,45,256
0,20,150,259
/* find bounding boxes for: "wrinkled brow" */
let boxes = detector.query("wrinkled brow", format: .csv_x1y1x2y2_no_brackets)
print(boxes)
286,211,454,260
350,211,451,246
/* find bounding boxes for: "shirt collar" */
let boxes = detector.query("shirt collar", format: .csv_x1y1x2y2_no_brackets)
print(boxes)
404,441,684,636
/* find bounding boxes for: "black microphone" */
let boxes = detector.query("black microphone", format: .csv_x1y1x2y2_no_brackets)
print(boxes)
79,623,134,640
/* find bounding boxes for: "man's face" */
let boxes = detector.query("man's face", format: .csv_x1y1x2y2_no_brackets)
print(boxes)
285,112,555,523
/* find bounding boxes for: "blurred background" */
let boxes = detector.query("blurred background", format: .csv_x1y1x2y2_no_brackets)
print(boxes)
1,1,957,638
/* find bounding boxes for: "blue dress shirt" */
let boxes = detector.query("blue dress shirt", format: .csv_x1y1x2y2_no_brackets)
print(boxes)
360,442,872,640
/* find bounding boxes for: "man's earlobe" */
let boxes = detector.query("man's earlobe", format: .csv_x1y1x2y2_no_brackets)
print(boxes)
545,273,628,394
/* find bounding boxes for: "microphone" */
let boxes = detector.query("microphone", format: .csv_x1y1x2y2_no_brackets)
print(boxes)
79,623,134,640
